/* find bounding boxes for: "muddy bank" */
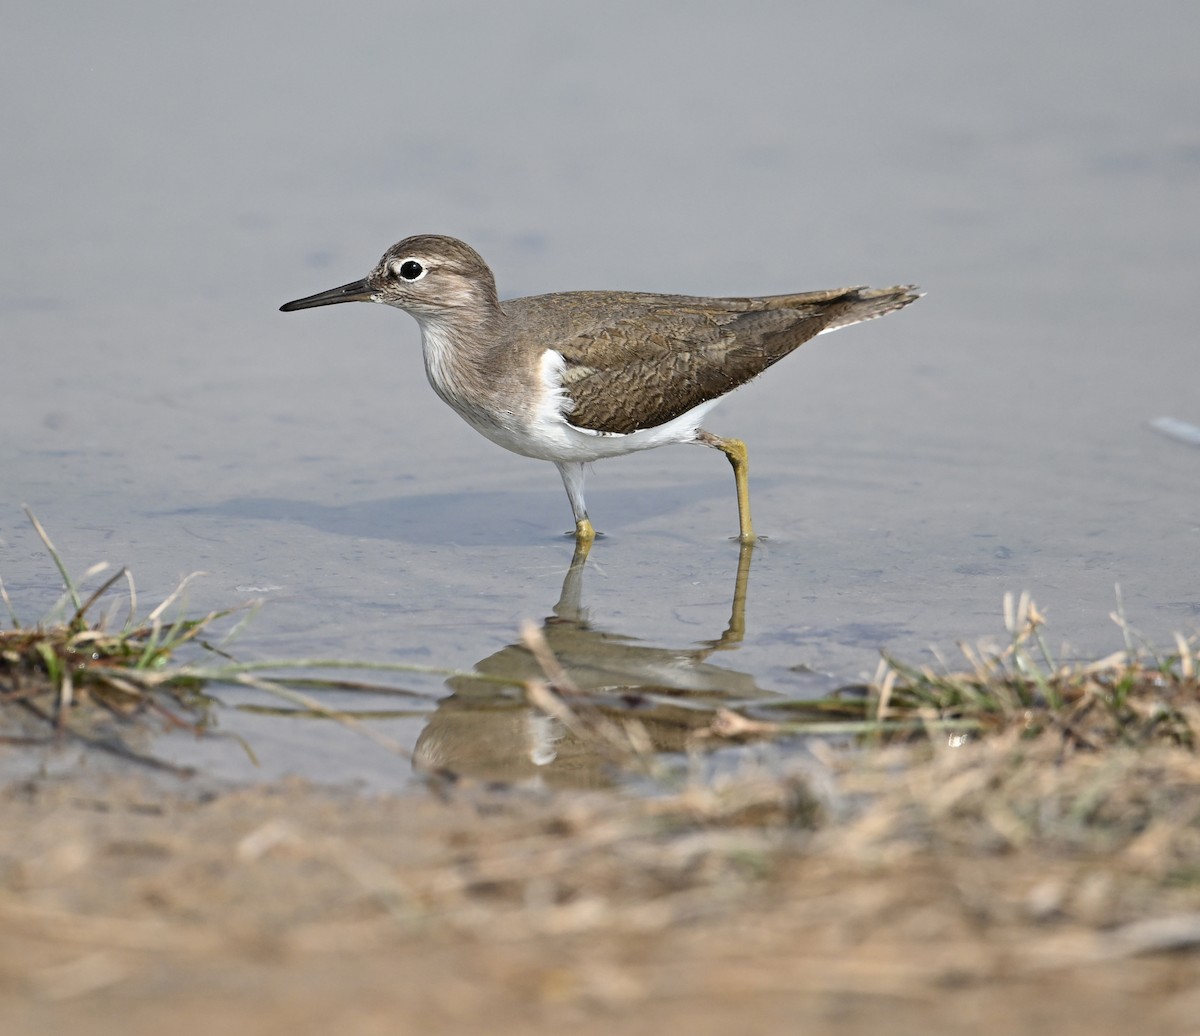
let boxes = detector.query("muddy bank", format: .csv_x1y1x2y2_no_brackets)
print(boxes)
2,737,1198,1035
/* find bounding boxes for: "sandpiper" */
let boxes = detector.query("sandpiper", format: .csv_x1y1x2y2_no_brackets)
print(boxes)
281,235,919,546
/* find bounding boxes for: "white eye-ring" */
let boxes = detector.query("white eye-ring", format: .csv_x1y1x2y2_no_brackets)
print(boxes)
391,257,428,282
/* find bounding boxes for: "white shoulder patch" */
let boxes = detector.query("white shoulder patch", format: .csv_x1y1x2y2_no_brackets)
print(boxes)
538,350,577,421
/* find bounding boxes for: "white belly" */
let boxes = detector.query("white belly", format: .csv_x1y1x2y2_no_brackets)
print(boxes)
421,325,722,464
470,389,724,463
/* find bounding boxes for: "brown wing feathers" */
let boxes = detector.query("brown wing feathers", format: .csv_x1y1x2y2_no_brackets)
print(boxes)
558,286,916,434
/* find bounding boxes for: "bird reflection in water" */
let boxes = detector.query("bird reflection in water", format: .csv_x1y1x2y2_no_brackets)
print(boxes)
414,543,764,788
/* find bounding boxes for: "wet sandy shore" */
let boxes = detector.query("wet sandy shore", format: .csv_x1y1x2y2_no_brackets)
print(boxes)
3,742,1198,1035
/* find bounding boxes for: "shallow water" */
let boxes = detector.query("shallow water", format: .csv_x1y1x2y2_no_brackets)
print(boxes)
2,2,1197,788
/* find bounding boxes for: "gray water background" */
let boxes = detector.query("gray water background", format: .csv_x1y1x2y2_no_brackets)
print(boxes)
2,2,1197,786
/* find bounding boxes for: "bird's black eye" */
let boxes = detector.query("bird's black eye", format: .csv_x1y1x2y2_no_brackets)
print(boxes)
399,260,425,281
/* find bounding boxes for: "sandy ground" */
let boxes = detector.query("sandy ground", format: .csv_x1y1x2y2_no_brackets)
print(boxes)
2,736,1199,1036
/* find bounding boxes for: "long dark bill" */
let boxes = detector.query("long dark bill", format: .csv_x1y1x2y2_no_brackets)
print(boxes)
279,278,374,312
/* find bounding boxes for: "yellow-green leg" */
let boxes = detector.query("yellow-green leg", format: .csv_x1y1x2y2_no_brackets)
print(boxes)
698,431,756,543
574,517,596,550
557,461,598,551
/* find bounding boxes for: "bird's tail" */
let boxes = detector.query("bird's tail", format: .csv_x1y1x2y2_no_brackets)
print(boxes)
822,285,923,332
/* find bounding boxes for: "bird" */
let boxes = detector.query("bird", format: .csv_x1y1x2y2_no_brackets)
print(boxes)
280,235,919,547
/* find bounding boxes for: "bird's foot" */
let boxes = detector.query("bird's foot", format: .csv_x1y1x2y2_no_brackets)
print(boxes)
570,518,598,545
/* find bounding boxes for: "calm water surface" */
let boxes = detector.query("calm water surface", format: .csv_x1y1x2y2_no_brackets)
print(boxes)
1,2,1197,787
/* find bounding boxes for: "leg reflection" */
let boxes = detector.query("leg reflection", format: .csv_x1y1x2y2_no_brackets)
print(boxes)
413,540,763,787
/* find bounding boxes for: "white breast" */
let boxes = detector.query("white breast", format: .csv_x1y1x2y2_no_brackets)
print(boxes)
417,316,469,407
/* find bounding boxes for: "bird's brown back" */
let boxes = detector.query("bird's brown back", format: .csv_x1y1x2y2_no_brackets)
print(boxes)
502,286,918,434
